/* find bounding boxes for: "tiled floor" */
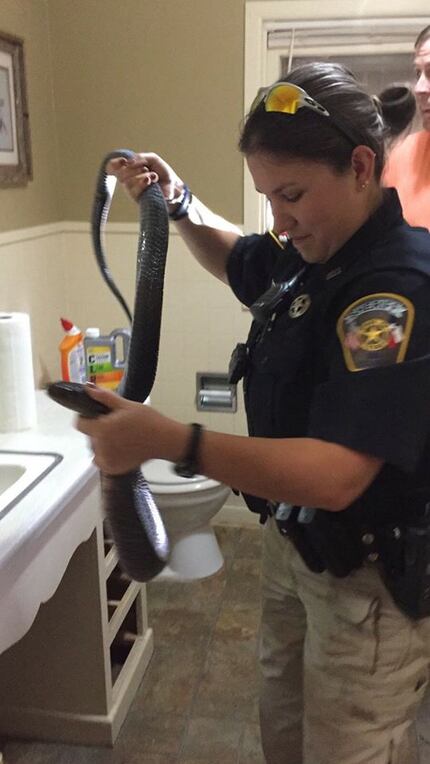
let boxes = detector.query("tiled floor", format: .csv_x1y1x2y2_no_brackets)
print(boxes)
2,524,430,763
0,526,265,764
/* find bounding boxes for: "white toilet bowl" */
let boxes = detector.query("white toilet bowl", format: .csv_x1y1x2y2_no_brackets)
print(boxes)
142,458,231,581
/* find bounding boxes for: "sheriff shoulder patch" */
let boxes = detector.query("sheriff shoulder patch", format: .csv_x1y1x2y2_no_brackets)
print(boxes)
336,292,415,372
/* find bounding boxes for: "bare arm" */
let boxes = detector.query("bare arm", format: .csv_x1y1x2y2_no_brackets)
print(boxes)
172,196,242,283
197,430,383,512
77,388,383,512
107,153,242,284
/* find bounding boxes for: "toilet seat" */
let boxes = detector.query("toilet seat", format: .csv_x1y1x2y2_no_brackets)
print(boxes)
143,459,220,494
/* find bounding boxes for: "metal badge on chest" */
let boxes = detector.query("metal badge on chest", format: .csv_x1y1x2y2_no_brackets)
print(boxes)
288,294,312,318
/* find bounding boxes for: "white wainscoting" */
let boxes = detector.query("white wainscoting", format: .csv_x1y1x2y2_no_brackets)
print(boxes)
0,221,252,522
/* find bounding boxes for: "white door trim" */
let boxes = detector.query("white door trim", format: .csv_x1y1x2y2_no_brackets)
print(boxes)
244,0,430,234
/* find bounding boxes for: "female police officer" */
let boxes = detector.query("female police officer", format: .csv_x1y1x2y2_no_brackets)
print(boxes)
78,62,430,764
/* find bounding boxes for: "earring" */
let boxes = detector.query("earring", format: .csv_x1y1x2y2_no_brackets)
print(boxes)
360,181,369,190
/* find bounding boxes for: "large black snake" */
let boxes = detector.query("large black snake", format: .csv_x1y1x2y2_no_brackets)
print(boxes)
48,149,170,581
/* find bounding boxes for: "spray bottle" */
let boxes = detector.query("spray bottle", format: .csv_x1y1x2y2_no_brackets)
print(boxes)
84,327,130,390
59,317,86,383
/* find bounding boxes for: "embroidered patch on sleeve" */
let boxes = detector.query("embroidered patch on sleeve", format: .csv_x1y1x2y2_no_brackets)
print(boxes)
336,292,415,371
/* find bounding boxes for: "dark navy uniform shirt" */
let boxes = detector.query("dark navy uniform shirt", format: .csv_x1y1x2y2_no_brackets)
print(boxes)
226,190,430,526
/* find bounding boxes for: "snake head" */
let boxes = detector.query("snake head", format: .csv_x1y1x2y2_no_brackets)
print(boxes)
47,381,111,418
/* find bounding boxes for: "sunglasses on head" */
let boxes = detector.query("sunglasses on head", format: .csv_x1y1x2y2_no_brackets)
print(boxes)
250,82,358,148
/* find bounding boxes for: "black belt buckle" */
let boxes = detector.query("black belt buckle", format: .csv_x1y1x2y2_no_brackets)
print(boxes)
228,342,249,384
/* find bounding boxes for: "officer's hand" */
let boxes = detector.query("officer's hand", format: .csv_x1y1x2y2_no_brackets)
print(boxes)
75,386,174,475
106,152,186,208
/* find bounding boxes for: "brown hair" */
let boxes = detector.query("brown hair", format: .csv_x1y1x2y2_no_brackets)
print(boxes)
415,25,430,49
239,62,385,180
376,83,416,142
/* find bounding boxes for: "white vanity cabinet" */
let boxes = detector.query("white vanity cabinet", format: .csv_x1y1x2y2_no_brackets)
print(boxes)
0,393,153,746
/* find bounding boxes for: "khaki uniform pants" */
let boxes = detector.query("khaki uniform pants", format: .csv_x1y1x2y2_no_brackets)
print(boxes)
260,518,430,764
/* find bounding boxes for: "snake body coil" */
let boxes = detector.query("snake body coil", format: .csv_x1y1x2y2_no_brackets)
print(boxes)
48,149,170,581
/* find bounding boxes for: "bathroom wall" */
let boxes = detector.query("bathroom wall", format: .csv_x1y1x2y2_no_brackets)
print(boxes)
0,217,252,520
0,224,66,386
0,0,62,387
59,225,251,422
0,0,250,520
0,0,60,232
46,0,245,225
1,0,428,525
1,0,248,383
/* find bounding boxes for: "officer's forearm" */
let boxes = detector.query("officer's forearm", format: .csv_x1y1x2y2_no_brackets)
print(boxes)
173,196,242,284
191,431,383,512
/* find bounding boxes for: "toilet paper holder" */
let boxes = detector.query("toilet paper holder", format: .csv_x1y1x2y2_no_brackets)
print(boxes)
196,372,237,413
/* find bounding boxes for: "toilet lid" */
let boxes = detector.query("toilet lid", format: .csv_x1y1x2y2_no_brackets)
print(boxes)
142,458,219,492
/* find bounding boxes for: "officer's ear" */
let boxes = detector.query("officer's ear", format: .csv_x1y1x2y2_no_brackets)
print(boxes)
351,145,376,190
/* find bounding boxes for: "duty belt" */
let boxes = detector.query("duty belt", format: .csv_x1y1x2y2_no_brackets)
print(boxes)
267,501,379,577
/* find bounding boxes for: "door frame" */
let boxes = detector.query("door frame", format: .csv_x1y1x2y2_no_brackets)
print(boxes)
244,0,430,233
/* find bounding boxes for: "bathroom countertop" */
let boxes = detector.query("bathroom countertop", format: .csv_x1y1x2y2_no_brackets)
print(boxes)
0,391,100,654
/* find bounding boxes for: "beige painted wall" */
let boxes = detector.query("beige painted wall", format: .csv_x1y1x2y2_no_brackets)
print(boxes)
0,0,60,233
0,0,249,457
1,0,245,233
47,0,245,224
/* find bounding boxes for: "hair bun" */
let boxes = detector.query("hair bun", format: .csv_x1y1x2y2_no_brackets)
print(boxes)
377,83,416,141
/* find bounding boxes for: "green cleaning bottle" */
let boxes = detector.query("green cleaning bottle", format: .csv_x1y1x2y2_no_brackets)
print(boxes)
84,327,130,390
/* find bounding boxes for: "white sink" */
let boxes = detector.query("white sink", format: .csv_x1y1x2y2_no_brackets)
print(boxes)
0,451,63,519
0,463,25,493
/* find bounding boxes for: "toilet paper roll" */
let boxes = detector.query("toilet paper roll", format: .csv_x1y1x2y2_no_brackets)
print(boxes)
198,389,233,409
0,312,37,432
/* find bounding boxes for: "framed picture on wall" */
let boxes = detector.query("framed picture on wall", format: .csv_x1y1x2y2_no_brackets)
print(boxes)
0,30,32,187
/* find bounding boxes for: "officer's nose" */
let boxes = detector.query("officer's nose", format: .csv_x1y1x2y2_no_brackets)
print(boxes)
271,202,297,236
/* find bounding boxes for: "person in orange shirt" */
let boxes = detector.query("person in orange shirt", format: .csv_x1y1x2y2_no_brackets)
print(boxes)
384,25,430,229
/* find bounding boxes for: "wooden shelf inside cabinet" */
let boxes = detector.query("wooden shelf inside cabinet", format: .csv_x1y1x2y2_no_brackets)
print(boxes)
110,629,137,685
0,511,154,748
104,528,119,578
105,535,147,645
109,590,153,708
105,544,119,579
103,525,153,742
111,630,153,708
107,579,141,645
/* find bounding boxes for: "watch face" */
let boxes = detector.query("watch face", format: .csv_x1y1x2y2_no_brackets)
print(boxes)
174,423,202,479
173,462,195,479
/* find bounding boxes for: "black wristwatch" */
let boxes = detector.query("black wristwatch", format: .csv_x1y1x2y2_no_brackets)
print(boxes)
174,423,204,478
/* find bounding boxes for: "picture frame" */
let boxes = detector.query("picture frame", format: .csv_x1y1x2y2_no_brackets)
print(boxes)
0,30,32,187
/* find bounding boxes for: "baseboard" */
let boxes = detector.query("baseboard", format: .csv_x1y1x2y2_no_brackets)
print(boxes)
214,502,260,527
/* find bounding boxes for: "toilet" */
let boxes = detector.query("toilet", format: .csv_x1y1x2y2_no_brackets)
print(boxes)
142,458,231,581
